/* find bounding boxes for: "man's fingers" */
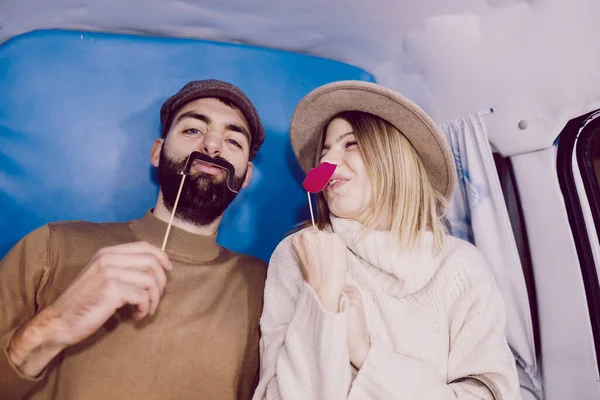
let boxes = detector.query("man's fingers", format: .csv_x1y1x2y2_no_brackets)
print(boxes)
95,252,168,316
105,268,162,315
152,264,167,296
110,281,152,320
96,241,172,271
95,253,168,292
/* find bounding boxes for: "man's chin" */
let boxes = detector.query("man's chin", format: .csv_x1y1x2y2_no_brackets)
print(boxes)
189,171,227,185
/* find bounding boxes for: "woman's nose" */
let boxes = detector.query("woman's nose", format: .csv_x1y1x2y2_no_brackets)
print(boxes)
320,150,341,166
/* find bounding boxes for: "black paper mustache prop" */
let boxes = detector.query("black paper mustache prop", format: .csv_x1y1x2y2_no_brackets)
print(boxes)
178,151,238,194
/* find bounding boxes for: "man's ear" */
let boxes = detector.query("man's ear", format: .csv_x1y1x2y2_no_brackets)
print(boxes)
241,162,253,189
150,138,164,168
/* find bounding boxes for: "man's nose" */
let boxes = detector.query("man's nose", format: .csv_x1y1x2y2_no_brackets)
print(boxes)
201,131,222,156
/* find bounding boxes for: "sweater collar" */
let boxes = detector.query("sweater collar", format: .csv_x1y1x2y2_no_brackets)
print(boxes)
129,210,221,263
330,215,440,297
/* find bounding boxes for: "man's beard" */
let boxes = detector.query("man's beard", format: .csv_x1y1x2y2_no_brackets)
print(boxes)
158,148,247,227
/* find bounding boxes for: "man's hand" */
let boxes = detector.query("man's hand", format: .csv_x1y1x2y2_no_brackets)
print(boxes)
7,241,171,378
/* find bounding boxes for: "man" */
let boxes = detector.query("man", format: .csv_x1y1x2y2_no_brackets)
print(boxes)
0,79,268,399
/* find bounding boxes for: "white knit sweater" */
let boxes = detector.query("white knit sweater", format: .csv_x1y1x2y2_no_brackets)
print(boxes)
253,216,521,400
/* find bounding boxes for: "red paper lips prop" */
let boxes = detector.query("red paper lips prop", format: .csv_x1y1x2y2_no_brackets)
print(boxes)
302,162,337,193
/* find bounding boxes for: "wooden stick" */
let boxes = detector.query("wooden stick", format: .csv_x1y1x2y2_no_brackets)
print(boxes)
307,191,316,229
161,174,187,251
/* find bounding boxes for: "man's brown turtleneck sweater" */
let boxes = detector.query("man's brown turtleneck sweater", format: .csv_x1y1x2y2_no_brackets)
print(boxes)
0,211,267,399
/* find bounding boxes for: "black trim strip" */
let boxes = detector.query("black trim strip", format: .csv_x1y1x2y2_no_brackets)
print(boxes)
575,118,600,240
556,110,600,371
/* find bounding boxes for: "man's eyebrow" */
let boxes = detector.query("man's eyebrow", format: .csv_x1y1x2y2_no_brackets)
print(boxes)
175,111,251,145
175,111,210,125
321,131,355,151
226,123,251,144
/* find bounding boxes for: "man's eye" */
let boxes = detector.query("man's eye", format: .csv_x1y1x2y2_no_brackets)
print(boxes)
227,139,242,149
183,128,203,135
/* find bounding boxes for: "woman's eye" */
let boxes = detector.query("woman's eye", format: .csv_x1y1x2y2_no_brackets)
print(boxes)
345,140,358,148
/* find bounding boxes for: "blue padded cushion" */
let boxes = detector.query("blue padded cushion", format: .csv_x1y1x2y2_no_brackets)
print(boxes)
0,29,375,262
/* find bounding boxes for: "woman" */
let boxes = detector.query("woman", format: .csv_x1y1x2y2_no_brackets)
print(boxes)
253,81,521,399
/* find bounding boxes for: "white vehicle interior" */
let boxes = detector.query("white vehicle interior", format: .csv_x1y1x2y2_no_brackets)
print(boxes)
1,1,599,399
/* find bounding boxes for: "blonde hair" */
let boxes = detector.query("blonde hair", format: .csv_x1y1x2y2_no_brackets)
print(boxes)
308,111,449,251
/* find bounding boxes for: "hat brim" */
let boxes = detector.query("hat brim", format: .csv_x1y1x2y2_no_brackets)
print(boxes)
289,80,456,201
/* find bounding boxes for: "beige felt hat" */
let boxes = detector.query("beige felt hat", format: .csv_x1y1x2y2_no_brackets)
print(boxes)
289,80,457,201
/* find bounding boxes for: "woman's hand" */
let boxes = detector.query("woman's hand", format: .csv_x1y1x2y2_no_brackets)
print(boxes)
291,229,348,312
343,285,371,369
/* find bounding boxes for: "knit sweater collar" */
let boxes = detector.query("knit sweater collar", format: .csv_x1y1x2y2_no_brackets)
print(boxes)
129,210,221,263
330,215,441,297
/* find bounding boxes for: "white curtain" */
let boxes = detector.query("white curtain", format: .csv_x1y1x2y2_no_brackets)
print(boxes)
440,113,542,394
